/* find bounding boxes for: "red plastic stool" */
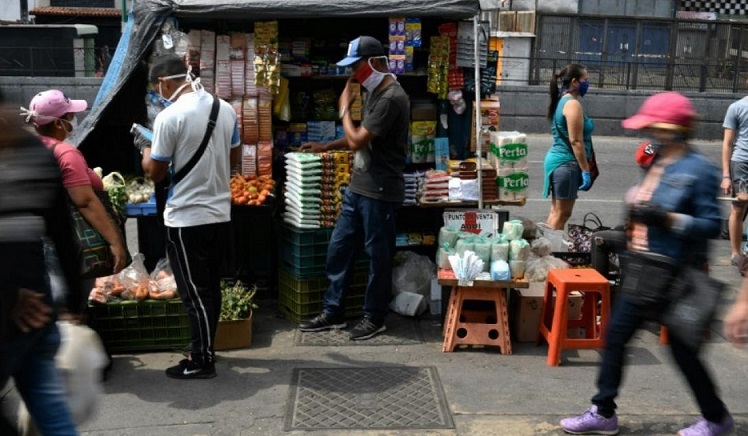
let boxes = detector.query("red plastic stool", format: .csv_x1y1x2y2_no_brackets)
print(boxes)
537,268,611,366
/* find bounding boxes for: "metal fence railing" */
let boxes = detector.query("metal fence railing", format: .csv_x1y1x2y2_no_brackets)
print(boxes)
533,14,748,94
0,45,113,77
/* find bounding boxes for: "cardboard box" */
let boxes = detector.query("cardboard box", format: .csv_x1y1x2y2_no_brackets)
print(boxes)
510,282,583,342
215,316,253,350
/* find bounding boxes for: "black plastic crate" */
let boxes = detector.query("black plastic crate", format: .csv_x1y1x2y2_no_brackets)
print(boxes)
552,251,592,267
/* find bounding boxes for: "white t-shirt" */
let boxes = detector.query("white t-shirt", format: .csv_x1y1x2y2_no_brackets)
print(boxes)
151,90,240,228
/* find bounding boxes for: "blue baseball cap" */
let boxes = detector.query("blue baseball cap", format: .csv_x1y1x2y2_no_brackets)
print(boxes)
336,36,385,67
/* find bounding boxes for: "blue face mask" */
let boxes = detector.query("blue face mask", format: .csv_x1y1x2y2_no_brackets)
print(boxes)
578,80,590,97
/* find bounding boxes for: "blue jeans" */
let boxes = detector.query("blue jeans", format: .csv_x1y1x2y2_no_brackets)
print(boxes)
323,190,398,324
592,294,727,422
1,323,77,435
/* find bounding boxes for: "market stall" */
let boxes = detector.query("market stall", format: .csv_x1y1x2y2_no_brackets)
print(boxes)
73,0,555,353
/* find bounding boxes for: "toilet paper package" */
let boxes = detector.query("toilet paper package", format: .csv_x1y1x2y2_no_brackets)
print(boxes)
497,168,529,201
489,131,528,169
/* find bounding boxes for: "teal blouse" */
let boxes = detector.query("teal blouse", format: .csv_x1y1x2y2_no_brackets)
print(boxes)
542,95,594,198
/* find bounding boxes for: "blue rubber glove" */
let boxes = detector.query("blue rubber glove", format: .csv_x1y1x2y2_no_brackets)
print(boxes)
579,171,592,191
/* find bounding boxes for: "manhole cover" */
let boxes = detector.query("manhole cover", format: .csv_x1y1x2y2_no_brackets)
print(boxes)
285,366,454,431
294,315,423,346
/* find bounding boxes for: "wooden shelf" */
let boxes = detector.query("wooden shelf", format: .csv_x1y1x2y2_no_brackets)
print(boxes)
418,199,526,208
437,269,529,288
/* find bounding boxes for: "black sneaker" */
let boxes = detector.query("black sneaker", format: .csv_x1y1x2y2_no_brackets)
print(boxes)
298,313,347,332
349,317,386,340
165,358,216,379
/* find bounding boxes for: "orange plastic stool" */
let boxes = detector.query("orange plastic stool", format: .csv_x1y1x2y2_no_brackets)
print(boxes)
537,268,611,366
442,286,512,354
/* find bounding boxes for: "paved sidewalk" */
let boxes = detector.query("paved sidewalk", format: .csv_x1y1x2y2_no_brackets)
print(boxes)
5,134,748,435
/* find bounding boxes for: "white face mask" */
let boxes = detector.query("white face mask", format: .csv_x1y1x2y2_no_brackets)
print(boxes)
158,67,204,101
59,115,78,134
357,57,396,93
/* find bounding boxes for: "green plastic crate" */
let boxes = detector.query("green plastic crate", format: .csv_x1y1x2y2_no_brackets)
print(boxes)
280,243,368,278
89,299,190,353
278,292,365,324
277,266,368,297
281,224,334,246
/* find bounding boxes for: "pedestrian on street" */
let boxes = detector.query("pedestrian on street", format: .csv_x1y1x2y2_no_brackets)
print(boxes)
135,56,241,379
560,92,732,436
543,63,595,230
724,275,748,346
297,36,410,340
22,90,128,281
1,89,82,435
721,80,748,270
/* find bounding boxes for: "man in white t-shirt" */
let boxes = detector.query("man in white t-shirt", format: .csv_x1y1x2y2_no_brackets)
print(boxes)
136,56,240,379
721,79,748,271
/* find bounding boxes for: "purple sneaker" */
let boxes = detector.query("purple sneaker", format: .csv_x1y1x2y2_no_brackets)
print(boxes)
678,415,734,436
560,405,619,435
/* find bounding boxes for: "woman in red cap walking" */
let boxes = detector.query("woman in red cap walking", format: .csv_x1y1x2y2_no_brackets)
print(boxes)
560,92,732,436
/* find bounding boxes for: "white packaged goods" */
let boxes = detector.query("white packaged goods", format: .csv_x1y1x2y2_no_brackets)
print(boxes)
489,131,528,169
502,219,524,241
509,239,530,261
497,167,529,201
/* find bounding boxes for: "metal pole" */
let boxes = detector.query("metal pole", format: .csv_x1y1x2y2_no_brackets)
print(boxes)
474,15,483,210
20,0,28,23
121,0,128,32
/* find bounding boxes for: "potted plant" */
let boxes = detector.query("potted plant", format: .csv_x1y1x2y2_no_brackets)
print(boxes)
215,280,258,350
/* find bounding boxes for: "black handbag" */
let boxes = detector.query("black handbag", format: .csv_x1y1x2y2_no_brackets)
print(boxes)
662,267,725,351
568,212,609,253
619,250,679,319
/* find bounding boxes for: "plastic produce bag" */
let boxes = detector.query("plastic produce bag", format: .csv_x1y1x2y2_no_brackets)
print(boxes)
490,259,511,281
473,239,492,272
391,251,436,297
438,225,459,248
525,253,571,282
491,241,509,262
455,239,474,257
18,322,108,434
509,260,526,279
437,245,455,270
502,220,524,241
118,253,151,301
536,222,572,252
150,258,178,299
530,237,553,257
509,239,530,261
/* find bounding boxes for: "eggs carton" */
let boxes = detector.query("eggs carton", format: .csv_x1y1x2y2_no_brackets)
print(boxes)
489,131,528,170
497,167,529,202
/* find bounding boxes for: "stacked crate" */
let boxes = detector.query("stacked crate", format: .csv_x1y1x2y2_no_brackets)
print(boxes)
278,223,369,324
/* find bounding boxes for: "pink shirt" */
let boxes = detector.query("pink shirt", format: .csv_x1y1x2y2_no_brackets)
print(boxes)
40,136,104,191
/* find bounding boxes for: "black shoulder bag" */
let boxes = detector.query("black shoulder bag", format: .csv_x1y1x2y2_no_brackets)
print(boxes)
155,96,221,222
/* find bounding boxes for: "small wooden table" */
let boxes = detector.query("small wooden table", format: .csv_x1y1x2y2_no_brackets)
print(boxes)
437,269,529,354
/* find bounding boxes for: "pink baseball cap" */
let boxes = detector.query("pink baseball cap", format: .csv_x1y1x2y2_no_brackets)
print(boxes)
27,90,87,125
622,91,696,132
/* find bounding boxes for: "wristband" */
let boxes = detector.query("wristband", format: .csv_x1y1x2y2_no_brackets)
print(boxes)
724,176,731,179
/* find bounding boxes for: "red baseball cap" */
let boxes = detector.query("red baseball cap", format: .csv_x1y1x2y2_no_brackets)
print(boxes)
26,90,87,126
622,91,696,132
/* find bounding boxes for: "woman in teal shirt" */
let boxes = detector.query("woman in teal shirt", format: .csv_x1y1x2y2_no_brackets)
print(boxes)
543,63,594,230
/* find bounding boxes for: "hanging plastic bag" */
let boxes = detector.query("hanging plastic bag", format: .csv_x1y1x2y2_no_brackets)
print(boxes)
18,322,108,435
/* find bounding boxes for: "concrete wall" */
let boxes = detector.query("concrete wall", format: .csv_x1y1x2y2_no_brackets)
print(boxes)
0,76,738,141
0,76,102,119
496,86,739,140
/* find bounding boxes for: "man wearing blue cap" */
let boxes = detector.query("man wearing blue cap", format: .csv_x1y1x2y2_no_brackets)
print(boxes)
299,36,410,340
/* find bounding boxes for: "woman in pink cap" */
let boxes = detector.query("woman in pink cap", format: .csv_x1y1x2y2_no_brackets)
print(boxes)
21,90,127,289
560,92,731,436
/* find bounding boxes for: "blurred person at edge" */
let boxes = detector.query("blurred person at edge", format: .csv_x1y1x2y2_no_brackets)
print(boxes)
560,92,731,436
0,89,82,435
720,76,748,270
297,36,410,341
543,63,594,230
21,90,127,287
136,56,241,379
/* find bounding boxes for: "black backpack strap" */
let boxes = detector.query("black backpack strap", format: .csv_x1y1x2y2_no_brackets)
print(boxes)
171,95,220,185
